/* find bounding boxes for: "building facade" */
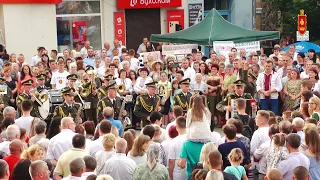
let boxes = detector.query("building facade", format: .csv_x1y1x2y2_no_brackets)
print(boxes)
0,0,255,62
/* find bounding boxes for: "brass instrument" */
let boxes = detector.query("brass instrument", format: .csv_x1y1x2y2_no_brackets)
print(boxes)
33,91,49,104
117,84,125,94
80,81,96,98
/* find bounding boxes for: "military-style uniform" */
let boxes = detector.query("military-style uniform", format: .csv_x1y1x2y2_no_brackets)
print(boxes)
53,87,82,124
16,79,39,117
83,66,101,124
36,74,49,93
174,78,192,113
98,74,114,100
134,82,161,127
0,77,10,122
66,74,82,104
239,69,257,98
216,80,253,115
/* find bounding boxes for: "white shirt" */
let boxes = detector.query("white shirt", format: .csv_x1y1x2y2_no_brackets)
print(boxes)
278,152,310,180
127,152,147,166
256,71,283,99
134,77,152,93
95,149,116,175
131,58,140,67
46,129,76,160
0,141,10,155
168,134,188,180
254,139,270,174
96,66,106,78
86,136,104,157
210,131,223,146
51,71,70,90
104,153,137,180
31,55,41,66
250,127,270,155
277,67,287,78
161,139,173,167
186,109,211,140
62,176,82,180
297,131,305,144
182,67,196,83
115,78,133,92
80,172,95,180
300,71,309,79
14,116,34,135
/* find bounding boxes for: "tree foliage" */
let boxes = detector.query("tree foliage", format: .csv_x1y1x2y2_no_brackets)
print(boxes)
261,0,320,42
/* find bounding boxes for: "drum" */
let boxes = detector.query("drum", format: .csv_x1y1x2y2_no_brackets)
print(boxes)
38,99,50,120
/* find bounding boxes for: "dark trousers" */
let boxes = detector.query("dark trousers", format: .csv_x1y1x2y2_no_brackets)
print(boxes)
85,108,97,125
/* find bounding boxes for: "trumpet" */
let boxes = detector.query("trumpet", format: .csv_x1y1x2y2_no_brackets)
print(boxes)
33,91,49,104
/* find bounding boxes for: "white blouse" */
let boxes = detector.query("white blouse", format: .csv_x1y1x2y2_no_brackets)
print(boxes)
134,76,153,93
116,78,133,92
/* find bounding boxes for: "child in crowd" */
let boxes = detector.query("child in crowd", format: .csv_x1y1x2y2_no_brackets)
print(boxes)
224,148,248,180
266,133,288,170
186,95,211,143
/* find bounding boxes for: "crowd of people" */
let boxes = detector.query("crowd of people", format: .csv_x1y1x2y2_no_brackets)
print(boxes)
0,38,318,180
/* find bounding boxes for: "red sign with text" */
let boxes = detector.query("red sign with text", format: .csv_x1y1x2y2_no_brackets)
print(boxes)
72,21,87,45
114,12,126,46
0,0,61,3
167,10,184,33
118,0,182,9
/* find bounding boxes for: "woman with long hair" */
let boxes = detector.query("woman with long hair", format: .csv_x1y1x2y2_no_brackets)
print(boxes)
36,61,46,75
308,68,319,89
283,69,302,110
301,102,310,119
123,131,134,155
199,62,209,82
186,95,212,142
21,144,45,161
199,142,217,170
309,97,320,121
303,128,320,179
127,134,151,165
17,64,36,94
46,117,61,139
41,54,49,68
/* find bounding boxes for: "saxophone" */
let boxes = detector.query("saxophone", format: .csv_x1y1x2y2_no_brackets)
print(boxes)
118,96,131,128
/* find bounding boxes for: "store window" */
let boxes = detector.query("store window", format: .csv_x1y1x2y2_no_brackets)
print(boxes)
56,0,102,52
216,0,228,10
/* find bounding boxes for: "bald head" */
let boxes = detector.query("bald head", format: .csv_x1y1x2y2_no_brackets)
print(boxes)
115,138,127,153
61,117,74,129
103,107,114,119
265,168,283,180
9,139,23,155
29,160,49,180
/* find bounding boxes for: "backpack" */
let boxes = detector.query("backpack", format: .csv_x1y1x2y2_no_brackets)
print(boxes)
233,114,254,140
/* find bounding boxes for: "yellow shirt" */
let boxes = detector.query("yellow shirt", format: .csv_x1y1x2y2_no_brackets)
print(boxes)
157,81,172,97
54,148,88,177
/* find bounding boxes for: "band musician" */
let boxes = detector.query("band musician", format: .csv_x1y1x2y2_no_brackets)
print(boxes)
0,77,10,122
134,82,161,128
16,79,38,117
174,78,192,113
97,82,127,123
53,87,82,124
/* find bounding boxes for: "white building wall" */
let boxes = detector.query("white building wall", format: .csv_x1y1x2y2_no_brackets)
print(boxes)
2,4,57,64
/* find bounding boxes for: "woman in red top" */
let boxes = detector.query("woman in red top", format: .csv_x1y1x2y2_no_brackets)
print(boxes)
17,65,36,94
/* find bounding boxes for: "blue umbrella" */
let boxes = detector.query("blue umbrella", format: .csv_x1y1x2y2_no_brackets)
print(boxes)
281,42,320,53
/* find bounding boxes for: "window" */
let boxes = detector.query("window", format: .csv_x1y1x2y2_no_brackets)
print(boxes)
204,0,214,11
56,0,102,51
216,0,228,10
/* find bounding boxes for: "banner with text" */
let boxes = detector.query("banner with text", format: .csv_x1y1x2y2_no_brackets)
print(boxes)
213,41,235,58
188,0,204,27
114,12,126,46
235,41,260,54
118,0,182,9
162,44,198,55
167,10,184,33
140,51,161,62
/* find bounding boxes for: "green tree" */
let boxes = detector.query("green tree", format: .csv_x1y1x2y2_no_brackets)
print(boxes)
262,0,320,42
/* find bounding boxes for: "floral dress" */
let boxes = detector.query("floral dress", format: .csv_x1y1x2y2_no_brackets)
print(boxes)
283,80,302,110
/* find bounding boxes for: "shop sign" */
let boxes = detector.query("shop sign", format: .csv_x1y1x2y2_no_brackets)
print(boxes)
114,12,126,46
118,0,182,9
297,31,309,41
188,0,204,27
0,0,61,3
297,9,307,35
167,10,184,33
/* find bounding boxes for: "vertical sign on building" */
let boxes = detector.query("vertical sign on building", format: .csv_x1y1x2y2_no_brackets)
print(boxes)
297,9,309,41
188,0,204,27
114,12,126,46
167,10,185,33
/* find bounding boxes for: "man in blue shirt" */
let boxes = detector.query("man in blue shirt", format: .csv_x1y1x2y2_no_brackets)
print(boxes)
103,106,123,137
83,48,96,67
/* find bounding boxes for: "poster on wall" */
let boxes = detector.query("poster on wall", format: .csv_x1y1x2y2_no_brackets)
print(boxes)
72,21,87,45
188,0,204,27
114,12,126,46
167,10,184,33
117,0,182,9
